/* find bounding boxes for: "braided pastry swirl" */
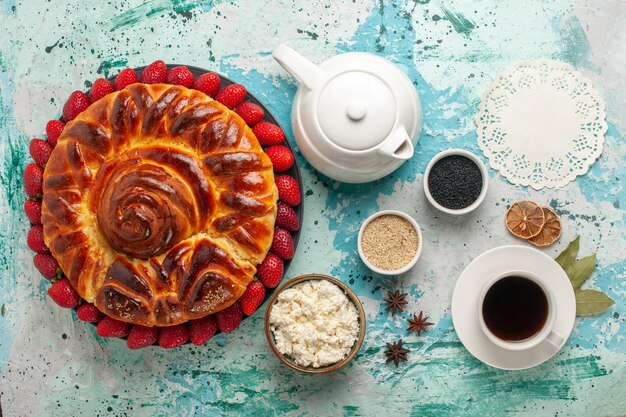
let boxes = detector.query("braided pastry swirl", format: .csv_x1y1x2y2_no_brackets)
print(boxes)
42,84,278,326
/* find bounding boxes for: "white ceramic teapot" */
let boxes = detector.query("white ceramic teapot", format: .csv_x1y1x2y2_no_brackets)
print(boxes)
273,44,422,183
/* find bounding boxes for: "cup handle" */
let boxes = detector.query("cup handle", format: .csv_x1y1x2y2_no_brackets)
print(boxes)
545,329,564,348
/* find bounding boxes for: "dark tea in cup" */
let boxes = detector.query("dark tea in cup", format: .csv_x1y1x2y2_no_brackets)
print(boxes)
481,275,549,342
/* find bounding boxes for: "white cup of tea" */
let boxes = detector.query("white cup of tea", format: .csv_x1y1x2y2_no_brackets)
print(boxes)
477,270,564,351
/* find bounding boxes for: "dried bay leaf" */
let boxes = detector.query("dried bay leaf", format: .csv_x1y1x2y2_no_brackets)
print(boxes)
556,238,613,317
575,289,615,316
566,254,597,289
555,236,580,269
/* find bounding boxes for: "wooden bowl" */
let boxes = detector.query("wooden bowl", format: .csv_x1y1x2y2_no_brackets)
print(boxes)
264,274,366,374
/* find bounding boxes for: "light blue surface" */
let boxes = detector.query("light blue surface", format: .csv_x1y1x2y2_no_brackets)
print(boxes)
0,1,624,416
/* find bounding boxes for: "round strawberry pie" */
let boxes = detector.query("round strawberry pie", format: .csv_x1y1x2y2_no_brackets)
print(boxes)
41,83,278,327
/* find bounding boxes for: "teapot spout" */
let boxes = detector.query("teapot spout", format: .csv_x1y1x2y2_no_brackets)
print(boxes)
378,126,414,161
273,44,324,90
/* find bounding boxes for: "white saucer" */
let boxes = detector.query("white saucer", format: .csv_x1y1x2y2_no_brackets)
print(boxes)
451,245,576,370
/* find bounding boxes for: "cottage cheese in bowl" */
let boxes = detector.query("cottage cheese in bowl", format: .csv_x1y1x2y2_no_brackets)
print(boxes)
268,279,360,368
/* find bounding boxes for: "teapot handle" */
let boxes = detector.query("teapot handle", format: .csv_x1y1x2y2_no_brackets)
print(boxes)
272,44,324,90
378,126,414,160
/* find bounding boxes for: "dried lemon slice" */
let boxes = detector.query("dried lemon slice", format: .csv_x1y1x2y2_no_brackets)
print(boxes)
505,200,545,239
528,206,562,247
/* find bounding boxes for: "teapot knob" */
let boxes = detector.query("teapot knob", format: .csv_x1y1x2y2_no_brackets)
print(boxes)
272,44,325,90
346,101,367,121
378,126,414,161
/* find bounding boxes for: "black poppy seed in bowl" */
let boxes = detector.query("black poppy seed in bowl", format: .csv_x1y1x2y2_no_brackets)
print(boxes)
427,155,483,210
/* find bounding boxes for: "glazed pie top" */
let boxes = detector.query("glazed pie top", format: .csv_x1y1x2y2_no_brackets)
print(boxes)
41,83,278,326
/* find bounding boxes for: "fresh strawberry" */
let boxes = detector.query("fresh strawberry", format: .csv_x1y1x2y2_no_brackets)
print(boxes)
166,65,194,87
274,175,301,207
114,68,138,91
271,228,295,260
47,278,79,308
252,122,285,146
27,225,49,253
24,199,42,224
265,145,294,172
257,253,284,288
193,72,220,98
189,315,218,346
240,280,266,316
275,202,299,232
236,102,264,126
24,164,44,199
33,253,60,280
216,302,243,333
87,78,113,103
62,90,89,122
29,138,53,167
216,83,246,109
127,325,159,349
76,302,105,323
140,60,167,84
97,316,130,338
45,120,65,147
158,324,189,348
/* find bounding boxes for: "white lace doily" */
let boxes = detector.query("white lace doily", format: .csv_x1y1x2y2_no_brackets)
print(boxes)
476,60,607,190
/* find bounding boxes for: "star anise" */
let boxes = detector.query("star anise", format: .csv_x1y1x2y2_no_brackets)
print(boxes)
384,339,410,367
407,311,434,336
384,290,408,316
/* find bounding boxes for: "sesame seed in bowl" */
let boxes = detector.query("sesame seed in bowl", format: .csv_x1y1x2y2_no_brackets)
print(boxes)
357,210,423,275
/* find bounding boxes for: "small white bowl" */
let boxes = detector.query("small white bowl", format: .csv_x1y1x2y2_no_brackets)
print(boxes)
423,149,489,215
357,210,423,275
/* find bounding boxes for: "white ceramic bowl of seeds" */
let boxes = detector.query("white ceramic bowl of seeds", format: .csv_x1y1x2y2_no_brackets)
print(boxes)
423,149,489,216
357,210,422,275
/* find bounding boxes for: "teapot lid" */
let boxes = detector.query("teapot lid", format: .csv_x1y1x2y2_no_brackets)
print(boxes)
317,71,397,151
